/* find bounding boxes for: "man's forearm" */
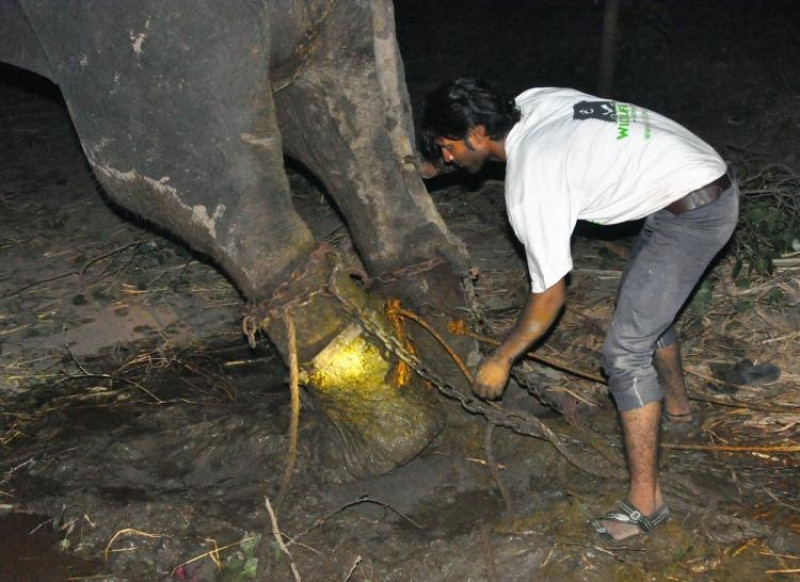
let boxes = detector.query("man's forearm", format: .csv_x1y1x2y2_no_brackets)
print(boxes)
472,278,566,400
493,278,566,363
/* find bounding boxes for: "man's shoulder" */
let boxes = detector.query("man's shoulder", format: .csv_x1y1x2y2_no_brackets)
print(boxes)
512,87,598,139
506,94,575,161
516,87,590,99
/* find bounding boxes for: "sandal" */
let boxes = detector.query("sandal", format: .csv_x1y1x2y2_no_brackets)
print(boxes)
710,358,781,390
590,500,671,541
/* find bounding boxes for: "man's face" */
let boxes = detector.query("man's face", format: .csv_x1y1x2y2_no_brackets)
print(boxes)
435,134,490,174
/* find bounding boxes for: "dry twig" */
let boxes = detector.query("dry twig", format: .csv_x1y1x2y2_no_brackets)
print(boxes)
265,496,302,582
484,422,513,518
104,528,166,559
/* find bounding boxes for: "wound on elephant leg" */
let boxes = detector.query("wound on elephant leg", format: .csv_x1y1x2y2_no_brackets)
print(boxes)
373,260,479,395
305,320,444,480
386,298,422,389
242,244,344,359
386,299,474,387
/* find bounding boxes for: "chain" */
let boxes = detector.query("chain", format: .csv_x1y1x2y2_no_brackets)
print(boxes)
242,244,336,348
326,264,623,479
374,256,447,283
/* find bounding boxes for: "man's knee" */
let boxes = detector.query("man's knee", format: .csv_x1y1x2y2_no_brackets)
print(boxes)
603,336,663,412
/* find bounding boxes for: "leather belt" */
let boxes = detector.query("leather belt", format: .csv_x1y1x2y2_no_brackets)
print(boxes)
665,174,731,215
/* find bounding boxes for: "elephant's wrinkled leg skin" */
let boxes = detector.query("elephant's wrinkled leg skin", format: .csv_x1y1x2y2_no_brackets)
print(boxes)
249,249,444,481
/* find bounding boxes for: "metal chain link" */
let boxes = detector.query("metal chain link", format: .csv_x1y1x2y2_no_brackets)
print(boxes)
374,256,447,283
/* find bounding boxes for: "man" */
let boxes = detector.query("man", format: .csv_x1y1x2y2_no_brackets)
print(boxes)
419,78,738,541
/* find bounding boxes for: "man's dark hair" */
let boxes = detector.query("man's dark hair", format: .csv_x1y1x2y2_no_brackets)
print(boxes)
420,77,521,162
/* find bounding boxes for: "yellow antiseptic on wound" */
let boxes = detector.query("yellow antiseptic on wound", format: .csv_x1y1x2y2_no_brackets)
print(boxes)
304,320,443,476
386,299,417,388
307,323,392,398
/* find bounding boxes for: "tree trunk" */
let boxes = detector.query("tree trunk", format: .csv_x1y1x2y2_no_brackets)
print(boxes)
597,0,621,97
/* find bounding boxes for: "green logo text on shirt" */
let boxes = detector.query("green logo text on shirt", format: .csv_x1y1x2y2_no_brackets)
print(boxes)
615,103,653,141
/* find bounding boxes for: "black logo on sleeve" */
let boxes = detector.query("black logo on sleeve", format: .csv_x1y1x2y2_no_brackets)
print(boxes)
573,100,616,122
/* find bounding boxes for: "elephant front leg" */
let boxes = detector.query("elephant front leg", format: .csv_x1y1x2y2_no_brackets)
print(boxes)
273,0,478,394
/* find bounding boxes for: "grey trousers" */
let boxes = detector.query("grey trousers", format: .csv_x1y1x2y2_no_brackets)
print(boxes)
603,179,739,412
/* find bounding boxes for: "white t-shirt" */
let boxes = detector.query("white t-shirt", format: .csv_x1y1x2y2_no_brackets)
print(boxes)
504,87,727,293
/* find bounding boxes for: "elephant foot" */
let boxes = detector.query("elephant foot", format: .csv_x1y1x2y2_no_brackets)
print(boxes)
306,321,445,481
247,249,445,481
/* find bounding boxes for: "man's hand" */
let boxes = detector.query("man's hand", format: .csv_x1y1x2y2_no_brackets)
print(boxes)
418,159,443,179
472,353,513,400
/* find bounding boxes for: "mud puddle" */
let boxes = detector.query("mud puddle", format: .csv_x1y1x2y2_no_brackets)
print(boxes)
0,512,104,582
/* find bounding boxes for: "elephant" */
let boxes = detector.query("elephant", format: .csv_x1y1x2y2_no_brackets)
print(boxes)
0,0,476,478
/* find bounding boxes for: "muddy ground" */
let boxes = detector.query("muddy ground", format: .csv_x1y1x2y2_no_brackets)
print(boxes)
2,1,799,581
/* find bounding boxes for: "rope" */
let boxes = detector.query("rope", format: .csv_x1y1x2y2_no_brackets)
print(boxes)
447,319,608,385
277,311,301,504
388,305,474,384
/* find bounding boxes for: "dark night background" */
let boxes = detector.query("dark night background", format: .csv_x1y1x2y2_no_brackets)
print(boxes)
395,0,800,170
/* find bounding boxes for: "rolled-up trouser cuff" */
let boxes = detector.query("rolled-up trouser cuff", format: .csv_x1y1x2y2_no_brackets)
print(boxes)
655,326,678,350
